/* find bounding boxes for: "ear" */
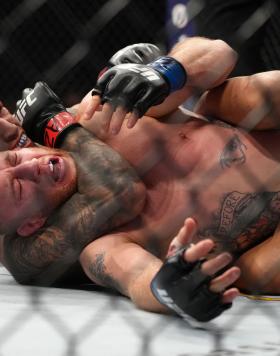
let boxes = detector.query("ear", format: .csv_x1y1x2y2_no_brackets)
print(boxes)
17,216,47,237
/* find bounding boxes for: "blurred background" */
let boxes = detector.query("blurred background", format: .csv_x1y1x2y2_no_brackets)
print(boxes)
0,0,166,110
1,0,280,111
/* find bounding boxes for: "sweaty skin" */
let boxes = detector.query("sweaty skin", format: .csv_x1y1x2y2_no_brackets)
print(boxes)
82,107,280,260
1,37,237,288
76,95,280,308
2,127,146,285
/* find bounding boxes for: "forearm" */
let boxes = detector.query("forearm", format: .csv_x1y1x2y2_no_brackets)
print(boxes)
195,71,280,130
80,237,168,313
128,259,168,313
169,37,237,90
147,37,237,118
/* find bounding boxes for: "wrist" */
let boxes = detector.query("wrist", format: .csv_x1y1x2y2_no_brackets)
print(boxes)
148,56,187,93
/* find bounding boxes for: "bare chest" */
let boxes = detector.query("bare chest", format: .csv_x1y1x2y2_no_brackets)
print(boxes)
111,119,280,257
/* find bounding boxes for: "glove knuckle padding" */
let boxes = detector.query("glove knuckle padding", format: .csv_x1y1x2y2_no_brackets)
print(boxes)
17,81,77,147
151,248,232,322
107,73,133,93
96,70,116,94
134,86,168,117
97,59,181,116
109,43,161,66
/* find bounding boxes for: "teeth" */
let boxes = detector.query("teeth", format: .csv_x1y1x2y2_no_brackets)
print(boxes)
49,161,54,172
17,133,28,148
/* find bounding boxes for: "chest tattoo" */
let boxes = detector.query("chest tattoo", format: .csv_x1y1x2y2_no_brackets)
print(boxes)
220,134,247,169
198,191,280,255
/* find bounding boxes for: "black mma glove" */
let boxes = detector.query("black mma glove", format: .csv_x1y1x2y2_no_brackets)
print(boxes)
14,81,79,148
151,248,232,323
92,56,187,118
98,43,162,78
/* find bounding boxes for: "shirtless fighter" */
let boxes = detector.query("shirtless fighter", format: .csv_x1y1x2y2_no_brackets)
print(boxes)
2,37,280,323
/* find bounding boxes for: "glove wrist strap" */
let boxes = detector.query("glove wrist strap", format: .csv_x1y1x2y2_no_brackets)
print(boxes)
44,111,79,148
148,56,187,93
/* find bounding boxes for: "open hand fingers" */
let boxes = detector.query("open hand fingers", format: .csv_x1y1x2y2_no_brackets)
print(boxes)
221,287,240,304
188,246,240,303
210,266,241,294
98,103,139,135
201,252,232,275
100,102,114,132
127,111,140,129
110,106,128,134
167,217,197,257
81,95,101,121
184,239,214,262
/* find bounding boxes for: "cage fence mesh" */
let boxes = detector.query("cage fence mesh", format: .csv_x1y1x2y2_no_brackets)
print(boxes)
1,0,280,355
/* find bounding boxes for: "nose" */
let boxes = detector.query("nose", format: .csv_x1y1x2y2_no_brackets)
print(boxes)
10,158,40,182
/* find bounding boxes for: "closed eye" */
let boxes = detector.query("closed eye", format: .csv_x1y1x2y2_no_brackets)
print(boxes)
8,152,18,166
13,178,22,201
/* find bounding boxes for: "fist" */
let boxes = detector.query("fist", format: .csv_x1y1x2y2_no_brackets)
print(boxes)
91,56,187,135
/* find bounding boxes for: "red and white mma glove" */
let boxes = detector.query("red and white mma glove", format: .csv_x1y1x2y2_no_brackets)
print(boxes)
14,81,79,148
98,43,162,78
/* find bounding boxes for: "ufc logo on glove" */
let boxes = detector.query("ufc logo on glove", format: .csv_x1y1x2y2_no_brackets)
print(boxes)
128,66,162,81
15,90,37,124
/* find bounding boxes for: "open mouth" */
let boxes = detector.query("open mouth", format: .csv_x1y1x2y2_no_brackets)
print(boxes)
48,157,64,182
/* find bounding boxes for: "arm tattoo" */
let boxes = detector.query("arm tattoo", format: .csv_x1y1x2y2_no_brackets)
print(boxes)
3,127,145,285
220,134,247,169
88,253,126,295
198,191,280,256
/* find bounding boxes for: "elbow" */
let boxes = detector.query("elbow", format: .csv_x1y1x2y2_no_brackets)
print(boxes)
213,39,238,67
211,39,238,85
188,39,238,90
